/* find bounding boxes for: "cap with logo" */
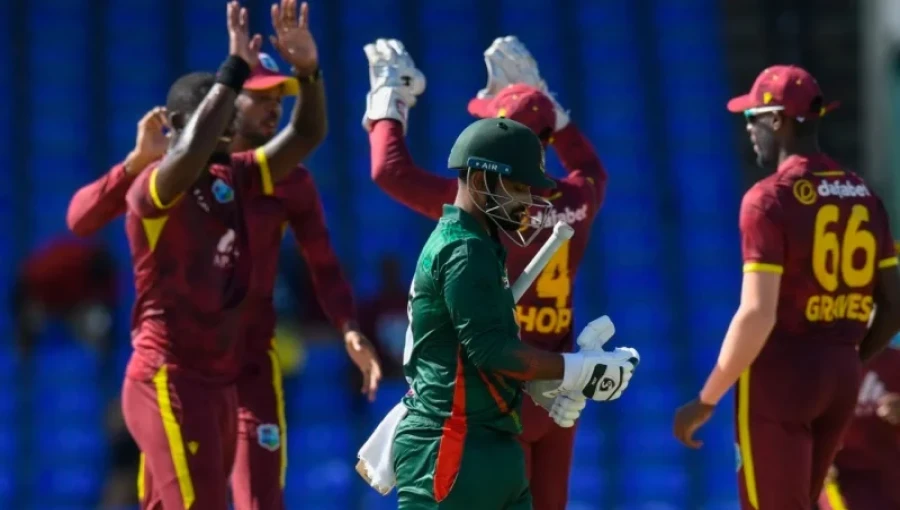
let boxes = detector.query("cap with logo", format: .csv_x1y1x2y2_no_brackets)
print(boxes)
244,53,299,96
726,65,839,120
467,84,556,139
448,117,556,190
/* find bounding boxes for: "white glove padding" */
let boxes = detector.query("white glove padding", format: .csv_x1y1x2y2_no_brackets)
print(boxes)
560,347,640,402
362,38,426,133
478,35,570,131
548,393,586,428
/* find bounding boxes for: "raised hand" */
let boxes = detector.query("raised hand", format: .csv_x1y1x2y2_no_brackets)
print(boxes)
270,0,318,75
134,107,170,163
227,0,262,68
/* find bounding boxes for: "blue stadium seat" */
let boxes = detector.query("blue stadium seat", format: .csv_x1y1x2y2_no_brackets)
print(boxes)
567,466,608,502
297,343,349,380
284,457,354,507
359,489,399,510
288,423,354,463
31,465,103,505
33,384,102,418
33,423,106,463
618,464,689,505
0,388,17,416
0,464,14,509
34,343,100,383
292,384,352,421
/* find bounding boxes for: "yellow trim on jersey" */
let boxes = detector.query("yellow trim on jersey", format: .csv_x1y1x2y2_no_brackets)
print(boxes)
255,148,275,195
141,216,169,253
152,365,195,509
737,371,759,509
136,453,145,501
812,170,845,177
878,256,899,269
823,479,849,510
268,348,288,488
149,168,182,209
742,262,784,274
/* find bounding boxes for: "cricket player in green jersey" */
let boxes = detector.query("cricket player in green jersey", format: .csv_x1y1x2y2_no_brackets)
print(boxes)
393,117,640,509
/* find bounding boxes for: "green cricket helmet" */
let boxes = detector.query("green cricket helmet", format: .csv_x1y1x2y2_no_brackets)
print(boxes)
448,118,556,190
448,118,555,247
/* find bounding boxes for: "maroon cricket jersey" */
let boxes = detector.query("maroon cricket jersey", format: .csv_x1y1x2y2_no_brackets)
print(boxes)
369,119,607,352
124,151,269,383
833,346,900,472
740,154,897,350
241,150,357,356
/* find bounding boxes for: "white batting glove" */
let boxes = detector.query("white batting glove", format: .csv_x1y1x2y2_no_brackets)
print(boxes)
560,347,640,402
362,38,427,134
548,393,587,428
478,35,570,131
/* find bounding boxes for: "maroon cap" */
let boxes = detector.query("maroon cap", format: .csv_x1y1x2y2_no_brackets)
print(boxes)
727,65,838,119
468,84,556,137
244,53,299,96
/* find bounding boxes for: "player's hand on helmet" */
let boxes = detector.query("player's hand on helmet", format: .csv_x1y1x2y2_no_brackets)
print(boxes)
478,35,570,131
269,0,318,76
226,1,263,68
128,106,170,176
344,329,383,402
361,38,426,134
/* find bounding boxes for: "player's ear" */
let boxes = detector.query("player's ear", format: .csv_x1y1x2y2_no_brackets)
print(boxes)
168,111,186,131
771,111,784,131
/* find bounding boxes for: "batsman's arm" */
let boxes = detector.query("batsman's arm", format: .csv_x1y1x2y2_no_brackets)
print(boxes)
67,155,151,236
552,123,608,210
699,185,782,405
259,76,327,184
284,168,358,334
859,200,900,363
370,119,457,221
442,239,565,381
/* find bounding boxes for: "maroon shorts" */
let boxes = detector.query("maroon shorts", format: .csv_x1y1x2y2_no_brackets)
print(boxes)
736,345,861,510
123,365,238,510
517,394,577,510
230,347,287,510
818,469,900,509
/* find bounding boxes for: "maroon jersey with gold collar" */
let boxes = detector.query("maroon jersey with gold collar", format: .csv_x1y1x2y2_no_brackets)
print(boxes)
125,150,271,383
740,153,897,348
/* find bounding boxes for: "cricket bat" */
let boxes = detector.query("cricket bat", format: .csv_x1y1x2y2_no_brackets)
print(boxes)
511,221,575,302
357,220,575,494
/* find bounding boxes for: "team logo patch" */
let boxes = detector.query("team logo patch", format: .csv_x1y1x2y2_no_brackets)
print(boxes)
211,178,234,203
792,179,816,205
735,442,742,472
257,424,281,452
259,53,280,73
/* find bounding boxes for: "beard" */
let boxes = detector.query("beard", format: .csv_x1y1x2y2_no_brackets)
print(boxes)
491,205,528,231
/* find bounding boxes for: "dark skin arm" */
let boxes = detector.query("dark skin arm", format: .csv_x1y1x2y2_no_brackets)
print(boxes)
260,0,326,183
155,1,262,205
860,266,900,363
153,85,240,205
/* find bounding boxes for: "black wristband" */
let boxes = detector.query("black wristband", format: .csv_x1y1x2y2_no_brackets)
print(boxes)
216,55,252,93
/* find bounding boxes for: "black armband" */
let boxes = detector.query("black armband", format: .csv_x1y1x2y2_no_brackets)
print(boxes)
216,56,252,93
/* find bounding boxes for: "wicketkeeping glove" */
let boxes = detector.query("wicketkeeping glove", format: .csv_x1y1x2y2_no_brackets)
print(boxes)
362,38,427,134
478,35,570,131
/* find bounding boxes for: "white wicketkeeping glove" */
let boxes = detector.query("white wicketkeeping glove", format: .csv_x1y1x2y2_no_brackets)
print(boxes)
362,39,426,134
478,35,570,131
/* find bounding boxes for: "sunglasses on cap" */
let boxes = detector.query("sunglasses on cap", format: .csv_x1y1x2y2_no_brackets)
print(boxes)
743,105,784,123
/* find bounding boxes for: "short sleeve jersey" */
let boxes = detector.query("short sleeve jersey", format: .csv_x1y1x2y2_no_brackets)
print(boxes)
740,154,898,347
124,150,274,382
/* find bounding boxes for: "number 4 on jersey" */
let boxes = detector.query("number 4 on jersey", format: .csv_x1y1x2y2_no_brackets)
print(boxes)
536,240,571,308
